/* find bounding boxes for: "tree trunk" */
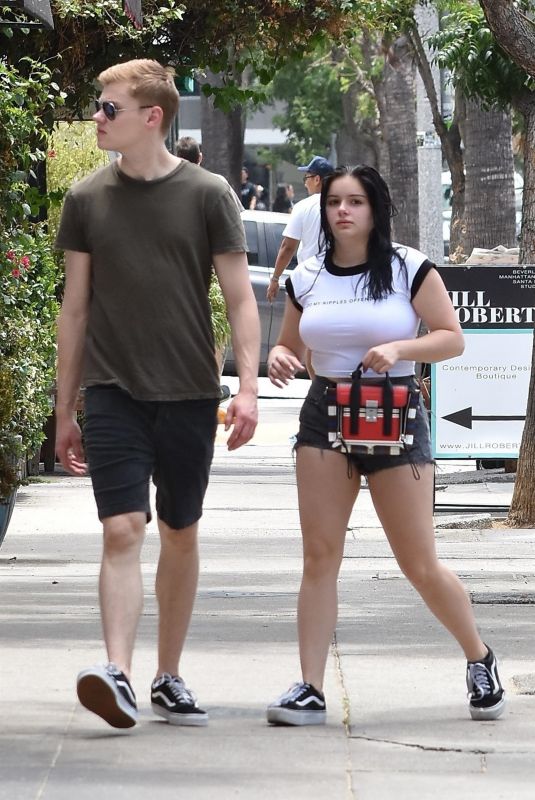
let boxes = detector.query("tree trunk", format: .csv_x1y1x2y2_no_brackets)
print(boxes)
460,100,516,255
336,86,379,168
407,25,465,257
382,36,419,248
330,46,379,168
361,29,390,181
516,92,535,264
438,87,465,262
200,70,245,193
508,344,535,526
479,1,535,79
508,91,535,526
367,78,390,180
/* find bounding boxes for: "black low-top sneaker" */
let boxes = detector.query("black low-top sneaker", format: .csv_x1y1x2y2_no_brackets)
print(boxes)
267,681,326,726
151,673,208,726
77,663,138,728
467,646,506,721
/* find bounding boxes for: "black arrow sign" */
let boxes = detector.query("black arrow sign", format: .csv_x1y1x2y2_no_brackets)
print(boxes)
443,407,526,430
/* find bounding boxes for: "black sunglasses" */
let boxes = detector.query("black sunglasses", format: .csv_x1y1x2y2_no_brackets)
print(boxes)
94,99,153,121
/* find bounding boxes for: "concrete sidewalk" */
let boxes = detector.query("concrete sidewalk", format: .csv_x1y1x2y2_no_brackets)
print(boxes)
1,421,534,799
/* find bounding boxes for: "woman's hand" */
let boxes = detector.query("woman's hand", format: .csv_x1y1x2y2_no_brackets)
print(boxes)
268,350,304,387
361,343,401,374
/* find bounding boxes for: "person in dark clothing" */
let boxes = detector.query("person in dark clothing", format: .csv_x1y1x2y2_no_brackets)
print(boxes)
240,166,257,209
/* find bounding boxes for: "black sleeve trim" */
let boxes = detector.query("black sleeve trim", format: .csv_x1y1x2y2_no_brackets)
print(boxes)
285,277,303,312
411,259,435,301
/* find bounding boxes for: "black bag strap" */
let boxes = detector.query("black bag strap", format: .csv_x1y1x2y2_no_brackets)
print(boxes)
382,373,394,436
349,364,363,434
349,362,394,436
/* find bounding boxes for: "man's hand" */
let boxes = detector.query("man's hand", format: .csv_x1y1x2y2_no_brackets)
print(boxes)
55,416,87,476
266,277,280,302
222,391,258,451
268,236,298,302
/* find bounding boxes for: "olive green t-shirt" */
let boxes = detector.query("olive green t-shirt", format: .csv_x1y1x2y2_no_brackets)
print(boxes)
56,160,246,400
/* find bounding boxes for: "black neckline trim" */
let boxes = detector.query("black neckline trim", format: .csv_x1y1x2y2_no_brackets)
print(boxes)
324,251,369,276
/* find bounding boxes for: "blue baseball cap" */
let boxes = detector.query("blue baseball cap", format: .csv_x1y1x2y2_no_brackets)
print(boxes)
297,155,334,177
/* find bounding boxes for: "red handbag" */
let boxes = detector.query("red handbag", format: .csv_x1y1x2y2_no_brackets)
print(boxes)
326,363,419,455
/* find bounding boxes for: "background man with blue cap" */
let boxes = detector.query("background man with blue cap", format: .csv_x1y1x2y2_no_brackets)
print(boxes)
267,155,334,303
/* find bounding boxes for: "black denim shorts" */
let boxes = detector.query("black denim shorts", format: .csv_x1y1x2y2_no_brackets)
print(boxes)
84,385,218,529
295,376,434,475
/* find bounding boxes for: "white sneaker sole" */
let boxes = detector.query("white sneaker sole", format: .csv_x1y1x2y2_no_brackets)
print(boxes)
267,707,326,726
469,695,506,721
151,702,208,726
77,667,137,728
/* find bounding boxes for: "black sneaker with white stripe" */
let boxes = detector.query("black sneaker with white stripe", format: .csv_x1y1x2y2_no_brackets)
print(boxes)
466,646,505,720
77,663,138,728
151,673,208,726
267,682,326,726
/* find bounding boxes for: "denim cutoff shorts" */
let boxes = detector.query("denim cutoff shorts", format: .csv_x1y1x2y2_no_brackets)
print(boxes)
295,376,434,475
84,384,219,529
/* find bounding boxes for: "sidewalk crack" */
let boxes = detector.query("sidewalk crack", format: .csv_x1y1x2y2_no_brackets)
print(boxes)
348,733,492,755
35,703,76,799
332,633,355,799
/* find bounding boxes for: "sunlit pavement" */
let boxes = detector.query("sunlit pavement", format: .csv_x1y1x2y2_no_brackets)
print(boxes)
0,379,532,800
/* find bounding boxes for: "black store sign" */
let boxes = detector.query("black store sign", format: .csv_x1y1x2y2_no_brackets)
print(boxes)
436,265,535,329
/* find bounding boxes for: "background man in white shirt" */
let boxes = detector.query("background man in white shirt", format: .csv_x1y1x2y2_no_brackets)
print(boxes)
267,155,334,302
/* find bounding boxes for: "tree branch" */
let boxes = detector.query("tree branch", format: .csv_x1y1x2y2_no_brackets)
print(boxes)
406,25,446,139
479,0,535,78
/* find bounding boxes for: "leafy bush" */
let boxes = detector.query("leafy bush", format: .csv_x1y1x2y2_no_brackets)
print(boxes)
46,121,109,239
0,59,63,499
209,274,231,351
0,228,60,498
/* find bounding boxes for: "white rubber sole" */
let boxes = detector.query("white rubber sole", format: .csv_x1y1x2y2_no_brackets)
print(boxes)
267,707,326,726
77,667,137,729
469,695,506,721
151,702,208,726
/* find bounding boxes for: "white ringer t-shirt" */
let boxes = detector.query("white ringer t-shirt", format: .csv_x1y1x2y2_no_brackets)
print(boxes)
283,193,323,262
286,245,435,379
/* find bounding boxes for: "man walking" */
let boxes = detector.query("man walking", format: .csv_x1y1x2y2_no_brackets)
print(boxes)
266,155,333,302
55,59,260,729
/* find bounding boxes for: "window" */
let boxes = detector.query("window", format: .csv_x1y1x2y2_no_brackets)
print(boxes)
266,223,297,270
243,220,259,265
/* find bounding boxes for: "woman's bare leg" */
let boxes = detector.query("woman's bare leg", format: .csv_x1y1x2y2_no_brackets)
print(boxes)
367,463,487,661
295,447,360,689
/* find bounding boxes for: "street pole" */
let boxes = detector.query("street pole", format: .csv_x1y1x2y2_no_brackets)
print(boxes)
414,3,444,265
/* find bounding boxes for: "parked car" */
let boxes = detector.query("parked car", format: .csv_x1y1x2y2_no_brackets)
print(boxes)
223,209,297,375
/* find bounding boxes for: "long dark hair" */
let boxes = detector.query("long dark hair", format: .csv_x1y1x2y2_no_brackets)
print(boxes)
319,165,405,300
272,183,292,213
